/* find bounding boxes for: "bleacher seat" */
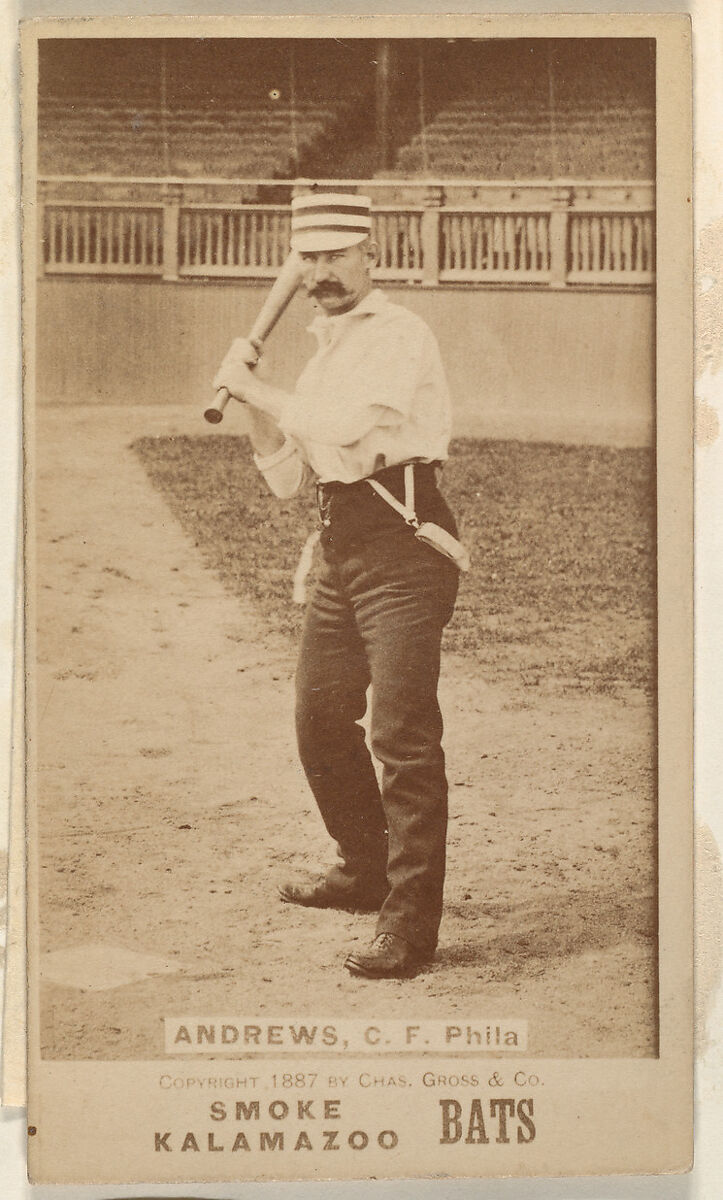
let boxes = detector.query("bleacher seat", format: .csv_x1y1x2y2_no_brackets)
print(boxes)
38,95,343,177
37,36,367,178
390,41,654,180
37,37,654,183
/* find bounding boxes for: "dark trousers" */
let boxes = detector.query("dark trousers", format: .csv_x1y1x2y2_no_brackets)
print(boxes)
295,470,459,952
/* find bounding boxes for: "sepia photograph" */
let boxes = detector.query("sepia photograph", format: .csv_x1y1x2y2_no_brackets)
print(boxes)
21,14,692,1184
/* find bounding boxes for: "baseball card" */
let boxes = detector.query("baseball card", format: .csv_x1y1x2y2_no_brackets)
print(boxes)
19,11,693,1185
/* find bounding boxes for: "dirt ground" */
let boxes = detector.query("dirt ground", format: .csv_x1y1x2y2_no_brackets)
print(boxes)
33,406,657,1060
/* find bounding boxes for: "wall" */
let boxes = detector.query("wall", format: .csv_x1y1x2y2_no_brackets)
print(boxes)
35,278,654,447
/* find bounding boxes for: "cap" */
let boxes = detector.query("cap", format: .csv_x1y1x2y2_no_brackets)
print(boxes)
290,192,372,252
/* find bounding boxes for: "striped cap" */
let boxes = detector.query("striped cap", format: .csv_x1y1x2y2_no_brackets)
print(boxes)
290,192,372,252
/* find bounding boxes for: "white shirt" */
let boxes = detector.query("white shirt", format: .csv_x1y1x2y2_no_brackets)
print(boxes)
254,289,451,497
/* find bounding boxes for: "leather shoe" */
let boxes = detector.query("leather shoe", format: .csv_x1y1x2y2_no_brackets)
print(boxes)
344,932,429,978
279,874,387,913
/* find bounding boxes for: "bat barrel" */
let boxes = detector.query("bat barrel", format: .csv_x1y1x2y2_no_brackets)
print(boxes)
204,251,301,426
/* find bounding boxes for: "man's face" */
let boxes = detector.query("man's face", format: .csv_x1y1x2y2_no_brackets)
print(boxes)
298,240,377,315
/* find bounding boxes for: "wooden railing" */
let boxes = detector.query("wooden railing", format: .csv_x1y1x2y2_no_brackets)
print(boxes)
38,180,654,288
177,206,291,277
567,210,654,283
43,202,165,274
439,210,552,281
374,207,425,281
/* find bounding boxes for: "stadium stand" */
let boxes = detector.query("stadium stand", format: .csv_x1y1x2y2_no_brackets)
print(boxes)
38,39,372,178
38,38,655,183
39,100,340,176
393,40,655,179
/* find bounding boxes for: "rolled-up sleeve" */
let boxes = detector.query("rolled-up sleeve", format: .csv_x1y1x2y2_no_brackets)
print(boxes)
253,438,305,499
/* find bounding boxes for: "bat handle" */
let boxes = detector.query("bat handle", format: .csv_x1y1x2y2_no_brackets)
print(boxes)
204,387,232,425
204,338,263,425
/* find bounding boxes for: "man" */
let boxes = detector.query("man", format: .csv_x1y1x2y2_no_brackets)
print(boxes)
213,192,464,978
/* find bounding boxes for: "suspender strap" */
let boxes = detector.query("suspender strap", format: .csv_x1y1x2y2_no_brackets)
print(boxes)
367,463,420,529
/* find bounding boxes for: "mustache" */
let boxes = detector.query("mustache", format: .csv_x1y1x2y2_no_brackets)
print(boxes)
308,282,347,297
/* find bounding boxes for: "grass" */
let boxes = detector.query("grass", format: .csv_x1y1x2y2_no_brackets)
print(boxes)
132,435,656,694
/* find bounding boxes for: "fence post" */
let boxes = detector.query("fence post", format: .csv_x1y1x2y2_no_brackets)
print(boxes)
548,186,572,287
162,183,182,281
37,181,47,279
421,185,444,286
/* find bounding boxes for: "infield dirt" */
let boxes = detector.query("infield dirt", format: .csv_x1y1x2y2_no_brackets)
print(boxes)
32,406,657,1060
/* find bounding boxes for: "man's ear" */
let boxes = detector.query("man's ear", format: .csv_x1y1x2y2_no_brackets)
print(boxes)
364,239,380,268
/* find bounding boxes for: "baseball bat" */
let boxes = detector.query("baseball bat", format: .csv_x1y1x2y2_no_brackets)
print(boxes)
204,250,303,424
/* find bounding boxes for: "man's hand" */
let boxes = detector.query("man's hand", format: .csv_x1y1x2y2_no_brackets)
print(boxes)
213,340,293,423
213,338,260,401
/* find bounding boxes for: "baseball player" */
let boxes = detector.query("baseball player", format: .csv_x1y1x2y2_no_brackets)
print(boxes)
213,192,465,978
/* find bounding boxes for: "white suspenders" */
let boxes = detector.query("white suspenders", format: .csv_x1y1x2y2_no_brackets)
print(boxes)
368,464,471,572
295,463,470,604
367,463,421,528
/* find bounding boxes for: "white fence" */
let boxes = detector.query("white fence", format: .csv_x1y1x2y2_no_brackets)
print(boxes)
178,206,291,276
43,203,165,274
439,210,552,281
567,211,654,283
38,180,654,288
